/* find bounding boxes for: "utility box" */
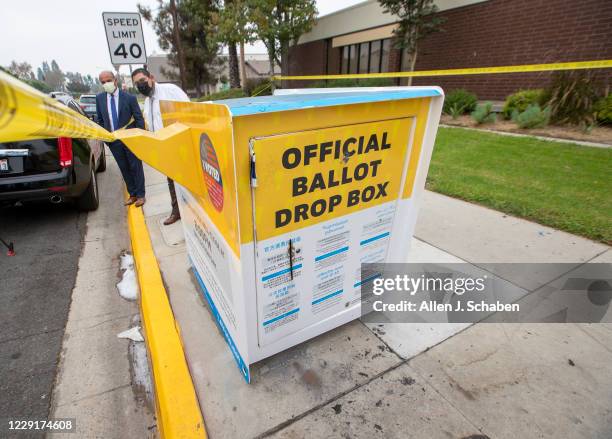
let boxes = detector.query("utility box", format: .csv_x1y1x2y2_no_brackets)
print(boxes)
120,87,444,382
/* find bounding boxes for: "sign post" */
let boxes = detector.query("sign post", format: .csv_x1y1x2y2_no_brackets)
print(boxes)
102,12,147,66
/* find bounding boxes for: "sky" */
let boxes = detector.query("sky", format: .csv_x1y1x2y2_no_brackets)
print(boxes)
0,0,365,78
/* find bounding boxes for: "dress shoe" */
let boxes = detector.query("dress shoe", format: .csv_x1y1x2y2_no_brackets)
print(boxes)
163,213,181,225
134,197,146,207
124,196,137,206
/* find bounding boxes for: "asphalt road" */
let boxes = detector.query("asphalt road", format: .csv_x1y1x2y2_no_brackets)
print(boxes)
0,202,86,436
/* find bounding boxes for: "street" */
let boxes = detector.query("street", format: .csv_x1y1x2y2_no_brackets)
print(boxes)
0,203,85,425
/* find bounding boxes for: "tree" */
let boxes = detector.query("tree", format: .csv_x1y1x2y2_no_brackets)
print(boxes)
227,36,240,88
8,61,33,80
2,64,52,93
378,0,445,85
248,0,317,80
66,72,90,95
139,0,223,96
168,0,188,88
27,79,52,94
216,0,256,89
41,59,66,90
217,0,241,89
36,67,45,82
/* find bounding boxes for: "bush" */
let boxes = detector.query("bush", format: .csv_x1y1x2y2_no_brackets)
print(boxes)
196,88,247,102
471,102,496,124
307,77,395,88
447,102,466,120
502,89,545,119
250,81,273,96
512,104,551,129
443,89,478,116
243,78,268,95
594,94,612,125
544,71,599,127
26,79,52,94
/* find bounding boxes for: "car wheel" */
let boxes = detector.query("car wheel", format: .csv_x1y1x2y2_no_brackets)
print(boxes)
97,148,107,172
77,168,99,211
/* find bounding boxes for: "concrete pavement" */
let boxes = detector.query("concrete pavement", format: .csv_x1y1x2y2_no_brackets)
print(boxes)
141,164,611,439
47,151,155,438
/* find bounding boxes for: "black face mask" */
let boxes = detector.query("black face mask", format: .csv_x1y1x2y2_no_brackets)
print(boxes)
137,81,153,96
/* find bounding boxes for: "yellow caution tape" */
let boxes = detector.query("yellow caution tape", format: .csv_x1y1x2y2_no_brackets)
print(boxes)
2,60,611,144
272,59,612,81
0,70,115,143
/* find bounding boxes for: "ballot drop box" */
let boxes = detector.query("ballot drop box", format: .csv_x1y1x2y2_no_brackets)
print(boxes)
121,87,444,382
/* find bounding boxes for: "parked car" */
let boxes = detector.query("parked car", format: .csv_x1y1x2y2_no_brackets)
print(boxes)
79,94,97,121
49,91,72,100
0,95,106,211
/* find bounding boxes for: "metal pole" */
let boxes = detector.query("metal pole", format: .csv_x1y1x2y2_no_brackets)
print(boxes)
113,64,121,87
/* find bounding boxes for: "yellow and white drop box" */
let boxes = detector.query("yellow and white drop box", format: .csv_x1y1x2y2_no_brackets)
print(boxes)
120,87,444,382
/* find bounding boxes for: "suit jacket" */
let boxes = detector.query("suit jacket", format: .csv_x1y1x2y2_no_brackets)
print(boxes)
96,90,144,146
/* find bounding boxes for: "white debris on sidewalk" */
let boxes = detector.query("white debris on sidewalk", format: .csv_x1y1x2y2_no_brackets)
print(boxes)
117,252,139,301
120,252,135,270
117,326,145,342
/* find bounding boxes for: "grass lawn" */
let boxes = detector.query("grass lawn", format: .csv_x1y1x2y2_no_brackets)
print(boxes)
427,127,612,245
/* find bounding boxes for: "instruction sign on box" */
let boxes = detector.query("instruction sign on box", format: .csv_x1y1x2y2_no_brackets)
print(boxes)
119,87,444,382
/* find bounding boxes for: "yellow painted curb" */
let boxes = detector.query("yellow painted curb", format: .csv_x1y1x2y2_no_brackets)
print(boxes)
127,203,207,439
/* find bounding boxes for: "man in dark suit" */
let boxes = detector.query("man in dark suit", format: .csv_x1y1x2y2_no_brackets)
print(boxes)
96,70,146,206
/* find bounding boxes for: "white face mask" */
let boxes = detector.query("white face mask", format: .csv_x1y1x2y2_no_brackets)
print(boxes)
103,81,116,94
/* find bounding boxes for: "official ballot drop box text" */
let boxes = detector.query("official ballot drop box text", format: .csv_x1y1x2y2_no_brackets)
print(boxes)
121,87,444,382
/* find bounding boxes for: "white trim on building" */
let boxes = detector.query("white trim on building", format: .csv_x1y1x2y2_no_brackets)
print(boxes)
299,0,489,44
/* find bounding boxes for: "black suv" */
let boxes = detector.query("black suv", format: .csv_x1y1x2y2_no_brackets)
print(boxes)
0,96,106,211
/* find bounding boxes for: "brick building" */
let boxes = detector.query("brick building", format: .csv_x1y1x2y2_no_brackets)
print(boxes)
288,0,612,99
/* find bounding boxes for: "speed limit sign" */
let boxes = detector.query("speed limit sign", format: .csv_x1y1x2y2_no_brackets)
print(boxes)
102,12,147,65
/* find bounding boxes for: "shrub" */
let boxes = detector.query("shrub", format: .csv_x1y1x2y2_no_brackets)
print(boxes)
243,78,269,95
307,77,395,88
443,89,478,116
196,88,247,102
26,79,52,94
250,81,273,97
471,102,496,124
544,71,599,127
594,94,612,125
512,104,551,129
502,89,545,119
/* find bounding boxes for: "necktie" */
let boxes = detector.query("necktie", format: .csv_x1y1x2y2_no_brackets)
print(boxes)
110,94,119,132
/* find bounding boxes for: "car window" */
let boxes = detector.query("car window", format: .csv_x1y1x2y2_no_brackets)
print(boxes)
80,96,96,104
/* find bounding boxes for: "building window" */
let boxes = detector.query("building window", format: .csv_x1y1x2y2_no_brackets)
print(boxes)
349,44,358,73
359,42,369,73
340,38,391,74
380,39,391,73
369,40,381,73
342,46,350,74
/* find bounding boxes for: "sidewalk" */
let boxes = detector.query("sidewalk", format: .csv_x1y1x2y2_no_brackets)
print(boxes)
141,164,611,439
48,152,156,438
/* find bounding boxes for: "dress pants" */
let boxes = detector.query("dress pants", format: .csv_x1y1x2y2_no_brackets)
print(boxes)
107,140,145,198
167,178,180,217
